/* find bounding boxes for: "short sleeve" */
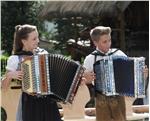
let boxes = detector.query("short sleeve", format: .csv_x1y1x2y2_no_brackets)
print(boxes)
83,54,94,71
115,50,127,57
6,55,19,71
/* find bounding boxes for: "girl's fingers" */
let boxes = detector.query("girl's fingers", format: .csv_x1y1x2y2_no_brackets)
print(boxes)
80,78,86,85
17,74,23,80
18,71,24,75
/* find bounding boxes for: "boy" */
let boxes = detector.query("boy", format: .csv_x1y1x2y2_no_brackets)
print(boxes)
83,26,127,121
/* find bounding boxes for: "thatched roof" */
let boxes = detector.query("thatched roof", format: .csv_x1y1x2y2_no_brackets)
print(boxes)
39,1,131,20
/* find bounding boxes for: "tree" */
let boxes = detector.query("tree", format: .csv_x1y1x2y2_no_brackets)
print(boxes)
1,1,45,55
52,17,98,59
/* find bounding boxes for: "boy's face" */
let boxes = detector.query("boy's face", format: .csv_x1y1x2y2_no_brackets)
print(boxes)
94,34,111,53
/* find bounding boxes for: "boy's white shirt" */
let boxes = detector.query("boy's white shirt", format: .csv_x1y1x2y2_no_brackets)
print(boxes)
83,48,127,72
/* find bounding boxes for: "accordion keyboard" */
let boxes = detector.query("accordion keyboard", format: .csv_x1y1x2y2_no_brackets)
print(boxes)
22,59,35,94
22,64,30,90
21,54,84,103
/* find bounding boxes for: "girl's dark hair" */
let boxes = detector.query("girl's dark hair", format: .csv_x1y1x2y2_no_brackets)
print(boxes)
13,24,37,54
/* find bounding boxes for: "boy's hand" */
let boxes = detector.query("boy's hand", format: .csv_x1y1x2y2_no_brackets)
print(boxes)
83,71,95,84
143,65,148,80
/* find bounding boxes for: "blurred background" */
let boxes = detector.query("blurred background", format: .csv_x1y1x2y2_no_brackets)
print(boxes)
1,1,149,121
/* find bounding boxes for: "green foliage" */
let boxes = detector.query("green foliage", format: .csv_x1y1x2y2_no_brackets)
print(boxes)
53,18,79,54
1,107,7,121
0,54,9,59
1,54,9,76
1,1,45,55
52,17,96,55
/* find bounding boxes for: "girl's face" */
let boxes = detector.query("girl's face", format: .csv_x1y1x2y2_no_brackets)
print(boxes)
22,30,39,52
94,34,111,53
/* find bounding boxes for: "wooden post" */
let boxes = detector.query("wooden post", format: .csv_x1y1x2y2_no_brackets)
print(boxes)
118,12,126,51
73,17,78,43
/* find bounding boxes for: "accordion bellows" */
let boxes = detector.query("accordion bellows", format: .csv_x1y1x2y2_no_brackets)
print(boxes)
21,54,84,103
94,56,145,98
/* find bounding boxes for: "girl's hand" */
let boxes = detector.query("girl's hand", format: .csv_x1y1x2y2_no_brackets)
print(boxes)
1,71,23,90
8,71,24,80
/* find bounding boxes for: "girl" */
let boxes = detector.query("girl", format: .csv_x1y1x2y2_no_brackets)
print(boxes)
1,24,62,121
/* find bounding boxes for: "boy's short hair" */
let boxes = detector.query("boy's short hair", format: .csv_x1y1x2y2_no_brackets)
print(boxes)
90,26,111,42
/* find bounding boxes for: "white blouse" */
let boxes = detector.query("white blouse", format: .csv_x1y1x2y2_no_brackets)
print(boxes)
6,48,48,71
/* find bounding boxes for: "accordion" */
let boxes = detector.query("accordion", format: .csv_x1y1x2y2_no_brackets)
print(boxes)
94,56,145,98
21,54,84,103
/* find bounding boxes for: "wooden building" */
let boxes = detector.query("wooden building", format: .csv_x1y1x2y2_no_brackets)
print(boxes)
39,1,149,64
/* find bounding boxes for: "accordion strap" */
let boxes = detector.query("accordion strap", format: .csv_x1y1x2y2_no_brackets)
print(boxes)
91,48,119,63
17,56,23,70
91,48,119,95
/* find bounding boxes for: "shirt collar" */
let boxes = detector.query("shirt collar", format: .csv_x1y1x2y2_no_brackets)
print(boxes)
96,47,111,55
